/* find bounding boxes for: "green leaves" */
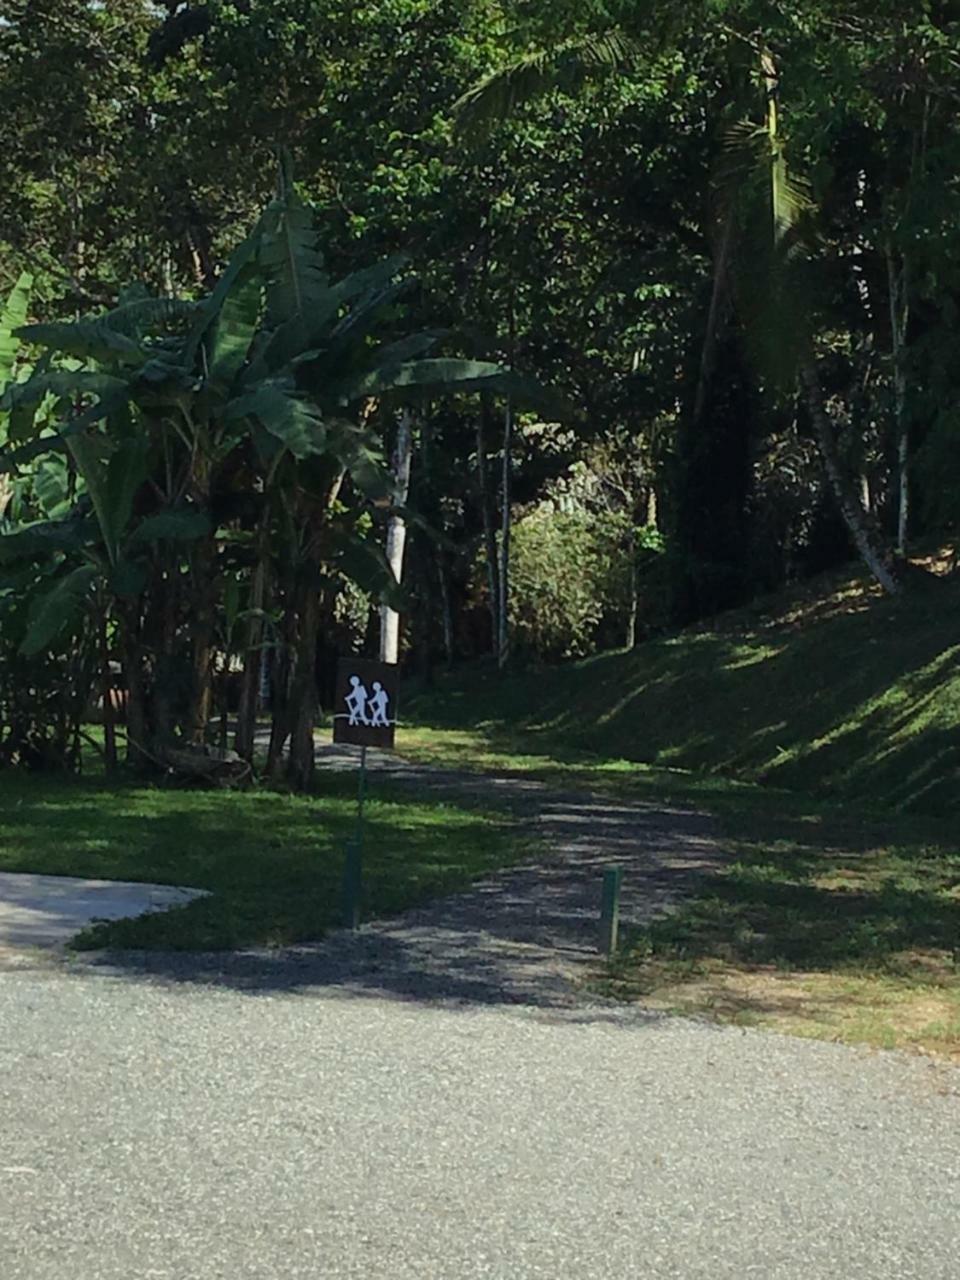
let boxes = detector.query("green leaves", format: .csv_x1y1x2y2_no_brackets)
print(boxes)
21,564,97,656
0,272,32,391
0,518,95,564
17,320,144,366
344,357,574,420
454,28,639,140
225,379,325,458
129,508,212,546
209,269,262,389
260,190,329,327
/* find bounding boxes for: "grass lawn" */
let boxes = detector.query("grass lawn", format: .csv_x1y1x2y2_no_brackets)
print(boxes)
395,724,960,1060
0,766,530,951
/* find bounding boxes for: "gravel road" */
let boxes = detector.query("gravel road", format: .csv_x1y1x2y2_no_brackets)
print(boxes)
2,963,959,1280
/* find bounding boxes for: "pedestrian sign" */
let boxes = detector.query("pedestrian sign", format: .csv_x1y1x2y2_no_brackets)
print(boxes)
333,658,399,749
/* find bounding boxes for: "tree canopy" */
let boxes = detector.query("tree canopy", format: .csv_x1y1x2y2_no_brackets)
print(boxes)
2,0,959,784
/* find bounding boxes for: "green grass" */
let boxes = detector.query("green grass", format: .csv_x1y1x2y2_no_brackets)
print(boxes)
406,561,960,815
397,615,960,1059
396,724,960,1057
596,788,960,1057
0,769,530,950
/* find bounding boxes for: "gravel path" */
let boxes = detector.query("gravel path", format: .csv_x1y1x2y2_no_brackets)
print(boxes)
62,745,723,1005
3,753,959,1277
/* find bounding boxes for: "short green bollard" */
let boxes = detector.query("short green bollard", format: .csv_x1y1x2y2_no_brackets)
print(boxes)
599,866,622,955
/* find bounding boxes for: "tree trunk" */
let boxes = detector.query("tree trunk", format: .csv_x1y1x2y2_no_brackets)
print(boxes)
285,585,320,791
98,599,117,776
187,537,217,744
379,409,413,664
625,558,639,650
497,396,512,670
235,551,268,763
119,607,151,771
477,394,500,659
799,361,901,596
886,243,910,556
437,550,454,668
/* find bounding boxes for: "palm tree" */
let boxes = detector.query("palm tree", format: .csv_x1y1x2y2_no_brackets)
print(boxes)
453,16,903,596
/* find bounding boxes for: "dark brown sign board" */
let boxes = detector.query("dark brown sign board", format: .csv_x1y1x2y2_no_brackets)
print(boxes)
333,658,399,750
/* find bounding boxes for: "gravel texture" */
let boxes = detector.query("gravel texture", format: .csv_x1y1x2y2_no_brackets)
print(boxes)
2,966,959,1280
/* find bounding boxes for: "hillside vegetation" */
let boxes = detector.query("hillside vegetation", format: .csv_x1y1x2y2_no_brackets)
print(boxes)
409,560,960,816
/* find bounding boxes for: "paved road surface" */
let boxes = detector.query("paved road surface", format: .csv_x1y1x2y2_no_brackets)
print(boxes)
2,758,959,1277
2,963,959,1280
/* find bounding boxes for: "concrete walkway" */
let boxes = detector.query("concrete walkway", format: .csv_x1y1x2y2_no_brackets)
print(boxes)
0,872,205,957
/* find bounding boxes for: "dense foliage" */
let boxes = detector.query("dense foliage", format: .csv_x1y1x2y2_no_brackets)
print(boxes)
2,1,959,785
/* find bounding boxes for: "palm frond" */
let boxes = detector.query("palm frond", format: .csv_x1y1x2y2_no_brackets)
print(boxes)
453,29,639,140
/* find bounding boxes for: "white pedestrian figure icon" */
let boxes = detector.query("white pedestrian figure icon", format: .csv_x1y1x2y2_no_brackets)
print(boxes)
344,675,370,726
368,681,390,728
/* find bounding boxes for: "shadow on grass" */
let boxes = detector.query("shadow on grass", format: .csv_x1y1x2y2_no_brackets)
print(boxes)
612,787,960,987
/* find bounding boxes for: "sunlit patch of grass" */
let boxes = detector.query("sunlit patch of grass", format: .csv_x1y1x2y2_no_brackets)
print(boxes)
593,795,960,1059
0,768,531,951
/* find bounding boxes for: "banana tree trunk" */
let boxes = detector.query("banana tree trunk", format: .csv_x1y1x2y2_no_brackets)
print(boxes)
119,606,151,770
286,585,320,791
235,552,268,763
98,596,117,776
187,537,217,744
379,410,413,665
799,361,900,596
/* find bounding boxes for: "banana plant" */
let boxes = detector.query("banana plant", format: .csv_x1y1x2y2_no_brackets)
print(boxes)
2,173,566,785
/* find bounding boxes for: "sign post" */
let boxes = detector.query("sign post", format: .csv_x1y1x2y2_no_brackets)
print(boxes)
333,658,399,928
599,866,622,956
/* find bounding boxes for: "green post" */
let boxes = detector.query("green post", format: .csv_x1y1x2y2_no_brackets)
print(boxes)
341,745,367,929
599,866,622,956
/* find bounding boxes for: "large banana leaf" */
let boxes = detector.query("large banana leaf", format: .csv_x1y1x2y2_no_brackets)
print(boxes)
328,527,405,611
209,268,262,390
0,517,97,564
98,296,200,340
183,224,263,369
343,358,575,420
17,319,144,366
21,563,97,656
325,418,392,502
225,379,325,458
260,191,328,328
0,272,32,390
0,368,128,415
128,508,212,546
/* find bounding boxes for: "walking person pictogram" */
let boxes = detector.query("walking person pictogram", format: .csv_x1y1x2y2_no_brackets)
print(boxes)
345,675,370,726
368,681,390,728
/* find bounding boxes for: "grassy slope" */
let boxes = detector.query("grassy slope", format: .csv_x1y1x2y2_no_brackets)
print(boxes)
408,565,960,815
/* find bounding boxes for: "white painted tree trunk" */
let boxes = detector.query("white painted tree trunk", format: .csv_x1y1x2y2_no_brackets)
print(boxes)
379,410,413,665
497,397,512,669
886,243,910,556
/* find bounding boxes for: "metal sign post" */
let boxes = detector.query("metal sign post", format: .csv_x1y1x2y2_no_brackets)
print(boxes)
599,866,622,956
334,659,399,929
